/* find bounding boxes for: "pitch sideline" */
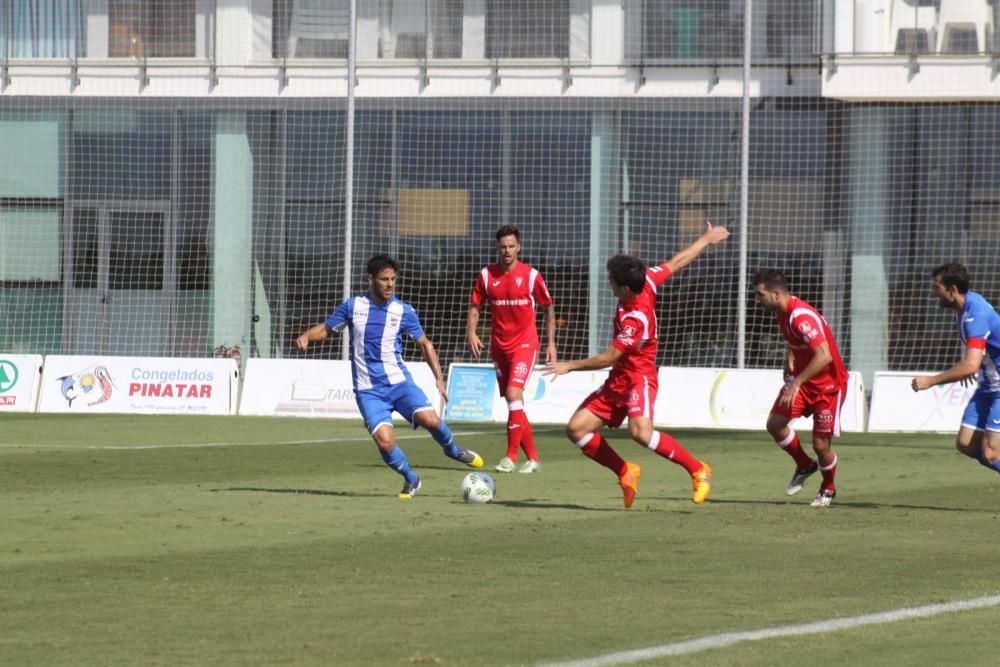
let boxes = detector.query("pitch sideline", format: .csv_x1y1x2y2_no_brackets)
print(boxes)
536,594,1000,667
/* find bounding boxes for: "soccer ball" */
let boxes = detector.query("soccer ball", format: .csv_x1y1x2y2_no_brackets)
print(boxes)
460,472,495,504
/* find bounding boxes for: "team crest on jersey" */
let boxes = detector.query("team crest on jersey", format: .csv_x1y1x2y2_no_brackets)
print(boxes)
389,316,400,327
515,276,523,288
622,325,637,337
797,321,818,342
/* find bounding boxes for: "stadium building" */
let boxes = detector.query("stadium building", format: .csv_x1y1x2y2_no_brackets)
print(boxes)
2,0,998,391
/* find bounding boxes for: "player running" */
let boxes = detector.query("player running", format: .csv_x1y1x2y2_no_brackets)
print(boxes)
753,269,849,507
543,222,728,508
467,224,556,474
296,254,483,498
911,263,1000,476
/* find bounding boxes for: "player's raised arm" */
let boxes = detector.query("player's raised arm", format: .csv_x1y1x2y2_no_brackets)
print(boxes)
664,221,729,275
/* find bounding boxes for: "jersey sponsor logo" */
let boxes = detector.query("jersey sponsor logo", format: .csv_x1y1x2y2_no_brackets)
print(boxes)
491,298,531,306
622,325,637,337
797,321,819,342
618,336,635,346
492,281,501,287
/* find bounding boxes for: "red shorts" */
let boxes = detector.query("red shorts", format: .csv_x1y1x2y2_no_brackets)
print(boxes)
578,376,657,428
492,344,538,395
771,381,847,439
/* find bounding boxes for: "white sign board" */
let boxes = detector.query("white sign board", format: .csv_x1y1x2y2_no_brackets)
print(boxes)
38,356,238,415
239,358,442,419
444,363,608,424
868,371,974,433
655,368,866,432
0,354,43,412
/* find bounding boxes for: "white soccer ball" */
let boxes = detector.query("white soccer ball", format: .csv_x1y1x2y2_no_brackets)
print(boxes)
460,472,495,504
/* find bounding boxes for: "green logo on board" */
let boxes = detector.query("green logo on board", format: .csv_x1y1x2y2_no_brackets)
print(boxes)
0,360,18,393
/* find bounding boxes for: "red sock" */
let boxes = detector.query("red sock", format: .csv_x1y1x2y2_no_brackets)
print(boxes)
518,410,539,462
576,433,627,477
649,431,700,475
820,453,838,491
775,430,815,470
505,409,523,461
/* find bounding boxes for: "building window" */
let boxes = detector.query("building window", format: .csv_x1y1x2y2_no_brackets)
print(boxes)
625,0,743,62
486,0,571,59
1,0,87,58
109,0,197,58
377,0,463,59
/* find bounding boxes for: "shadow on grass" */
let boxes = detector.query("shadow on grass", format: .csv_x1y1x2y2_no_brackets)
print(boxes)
491,499,620,512
651,495,982,512
212,487,384,498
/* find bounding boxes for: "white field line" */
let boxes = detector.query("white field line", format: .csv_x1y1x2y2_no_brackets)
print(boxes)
0,426,562,451
537,594,1000,667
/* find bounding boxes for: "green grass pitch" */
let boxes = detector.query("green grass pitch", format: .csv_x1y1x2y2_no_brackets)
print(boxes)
2,413,999,666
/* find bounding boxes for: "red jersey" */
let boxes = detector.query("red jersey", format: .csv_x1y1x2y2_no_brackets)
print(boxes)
606,263,673,393
471,262,553,352
777,296,848,394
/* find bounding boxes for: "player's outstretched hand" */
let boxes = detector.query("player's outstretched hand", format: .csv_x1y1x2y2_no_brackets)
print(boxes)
295,334,309,352
703,220,730,245
543,360,571,379
911,376,931,392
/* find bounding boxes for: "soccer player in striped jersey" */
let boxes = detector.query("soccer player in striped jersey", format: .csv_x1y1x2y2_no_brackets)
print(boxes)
467,224,556,474
543,222,728,508
296,254,483,499
911,263,1000,476
753,269,849,508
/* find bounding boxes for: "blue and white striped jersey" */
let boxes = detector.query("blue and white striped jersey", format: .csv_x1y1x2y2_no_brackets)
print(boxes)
325,293,426,392
958,291,1000,393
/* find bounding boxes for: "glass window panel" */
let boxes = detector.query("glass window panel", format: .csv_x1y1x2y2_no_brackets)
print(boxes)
2,0,86,58
486,0,569,58
377,0,463,59
0,114,63,199
625,0,743,62
0,206,62,281
108,211,164,290
72,206,98,289
109,0,196,57
70,110,172,200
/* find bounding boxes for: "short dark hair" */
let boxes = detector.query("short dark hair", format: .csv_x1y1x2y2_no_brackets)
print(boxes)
932,263,970,294
495,224,520,242
753,268,788,292
606,254,647,293
367,254,399,278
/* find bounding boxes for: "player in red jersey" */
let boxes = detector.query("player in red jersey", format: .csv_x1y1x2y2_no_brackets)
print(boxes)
467,224,556,474
753,268,849,508
543,222,729,508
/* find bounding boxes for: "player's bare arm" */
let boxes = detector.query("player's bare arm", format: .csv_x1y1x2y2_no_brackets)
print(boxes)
543,303,558,364
780,342,832,408
416,335,449,402
911,347,984,392
543,345,623,379
466,304,484,358
664,221,730,274
295,323,330,352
